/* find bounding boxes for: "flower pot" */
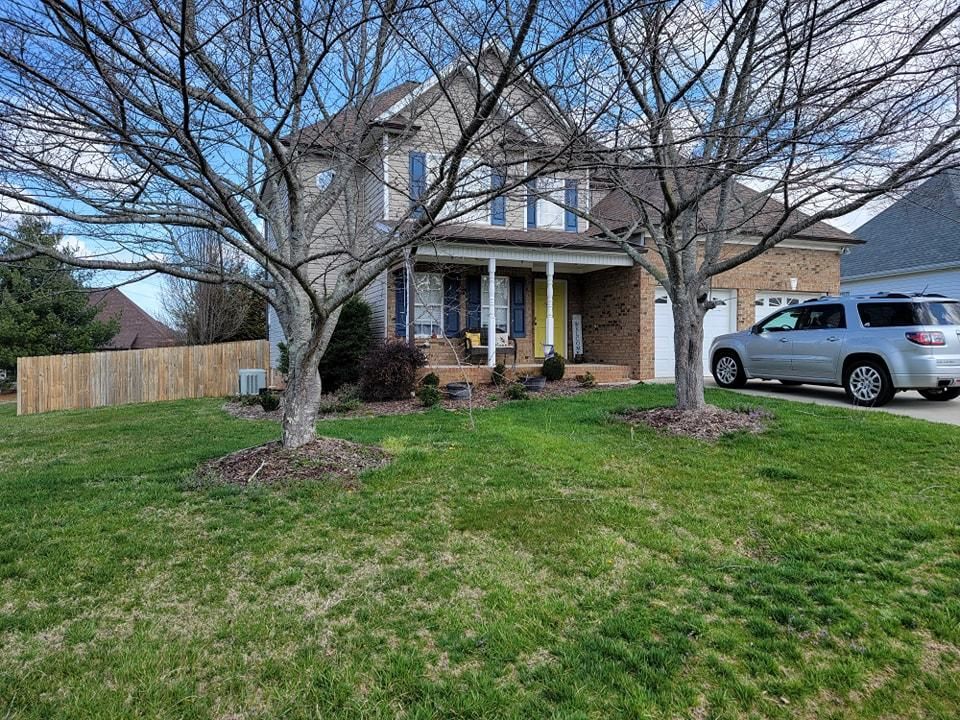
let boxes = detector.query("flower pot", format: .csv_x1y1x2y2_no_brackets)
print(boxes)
446,382,472,400
521,375,546,392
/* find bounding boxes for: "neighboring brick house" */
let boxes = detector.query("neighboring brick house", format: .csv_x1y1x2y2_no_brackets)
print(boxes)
87,288,178,350
268,52,859,381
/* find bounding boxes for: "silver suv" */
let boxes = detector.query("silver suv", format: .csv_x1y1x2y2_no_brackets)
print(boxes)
709,293,960,405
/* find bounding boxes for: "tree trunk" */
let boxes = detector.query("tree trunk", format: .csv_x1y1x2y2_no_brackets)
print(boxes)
671,294,707,411
281,337,323,448
277,303,342,449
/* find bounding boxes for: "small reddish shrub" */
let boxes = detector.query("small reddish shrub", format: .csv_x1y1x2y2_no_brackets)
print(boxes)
359,341,427,401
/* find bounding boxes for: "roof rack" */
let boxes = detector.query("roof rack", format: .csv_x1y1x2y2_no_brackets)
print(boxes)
856,292,954,300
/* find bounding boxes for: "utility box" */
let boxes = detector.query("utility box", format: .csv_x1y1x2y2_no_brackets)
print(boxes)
238,368,267,396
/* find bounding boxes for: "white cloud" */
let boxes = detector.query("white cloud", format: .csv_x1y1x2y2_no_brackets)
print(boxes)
0,186,39,228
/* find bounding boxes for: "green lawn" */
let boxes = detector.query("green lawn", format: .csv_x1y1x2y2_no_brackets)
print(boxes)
1,386,958,719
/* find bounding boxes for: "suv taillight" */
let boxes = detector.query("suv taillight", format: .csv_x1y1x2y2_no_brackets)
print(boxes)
905,331,946,346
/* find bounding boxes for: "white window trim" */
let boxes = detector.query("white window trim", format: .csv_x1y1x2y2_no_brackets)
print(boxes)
481,275,510,335
425,153,491,225
536,176,566,230
413,272,444,338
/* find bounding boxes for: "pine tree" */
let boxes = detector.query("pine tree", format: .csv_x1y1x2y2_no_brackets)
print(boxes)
0,220,118,376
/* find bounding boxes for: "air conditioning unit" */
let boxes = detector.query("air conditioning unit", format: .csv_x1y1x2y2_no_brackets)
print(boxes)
238,368,267,396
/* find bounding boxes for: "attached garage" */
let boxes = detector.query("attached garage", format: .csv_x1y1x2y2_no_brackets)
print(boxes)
754,291,820,324
654,289,738,377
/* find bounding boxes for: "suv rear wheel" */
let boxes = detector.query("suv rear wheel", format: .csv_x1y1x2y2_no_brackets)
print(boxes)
843,360,894,406
918,387,960,401
712,351,747,389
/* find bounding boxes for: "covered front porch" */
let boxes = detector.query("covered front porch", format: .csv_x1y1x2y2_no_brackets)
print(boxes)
388,240,642,379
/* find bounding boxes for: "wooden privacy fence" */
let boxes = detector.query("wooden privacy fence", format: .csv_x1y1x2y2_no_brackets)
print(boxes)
16,339,270,415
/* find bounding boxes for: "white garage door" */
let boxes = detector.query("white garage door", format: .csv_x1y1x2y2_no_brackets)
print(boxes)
754,292,820,324
654,289,737,378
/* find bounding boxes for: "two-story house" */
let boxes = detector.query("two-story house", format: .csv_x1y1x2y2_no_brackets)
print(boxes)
268,52,859,382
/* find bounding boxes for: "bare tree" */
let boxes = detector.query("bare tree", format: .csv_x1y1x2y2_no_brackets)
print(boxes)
0,0,606,447
161,227,264,344
562,0,960,410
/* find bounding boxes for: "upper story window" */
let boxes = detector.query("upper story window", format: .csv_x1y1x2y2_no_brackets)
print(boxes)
529,177,578,231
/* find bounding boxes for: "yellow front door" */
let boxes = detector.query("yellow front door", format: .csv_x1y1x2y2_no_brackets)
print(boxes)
534,279,567,358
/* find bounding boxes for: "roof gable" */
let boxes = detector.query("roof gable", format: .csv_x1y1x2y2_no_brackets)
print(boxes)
87,288,178,350
293,46,573,153
842,170,960,278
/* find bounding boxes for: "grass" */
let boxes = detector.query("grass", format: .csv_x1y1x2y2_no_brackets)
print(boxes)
0,385,958,719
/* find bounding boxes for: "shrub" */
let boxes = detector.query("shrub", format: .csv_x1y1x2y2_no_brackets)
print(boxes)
258,392,281,412
319,383,361,414
319,297,372,393
417,384,442,407
492,362,508,386
504,382,528,401
279,299,372,390
577,371,597,388
542,354,566,381
420,372,440,387
359,341,427,401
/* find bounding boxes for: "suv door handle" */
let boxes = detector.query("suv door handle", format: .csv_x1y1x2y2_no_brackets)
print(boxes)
779,337,790,343
826,336,840,342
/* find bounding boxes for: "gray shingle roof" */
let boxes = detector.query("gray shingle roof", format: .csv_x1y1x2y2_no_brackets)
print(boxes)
591,169,857,244
842,170,960,278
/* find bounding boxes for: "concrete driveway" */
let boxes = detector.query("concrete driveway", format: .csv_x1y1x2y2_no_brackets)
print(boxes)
702,378,960,426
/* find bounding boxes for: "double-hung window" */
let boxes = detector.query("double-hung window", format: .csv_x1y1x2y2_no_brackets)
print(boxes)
413,273,444,337
480,276,510,333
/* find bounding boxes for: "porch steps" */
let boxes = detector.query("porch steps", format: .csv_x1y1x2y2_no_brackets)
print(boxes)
418,363,634,386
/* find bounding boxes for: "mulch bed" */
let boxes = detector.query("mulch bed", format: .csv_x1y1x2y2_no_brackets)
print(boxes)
197,438,390,488
615,404,772,441
222,379,638,422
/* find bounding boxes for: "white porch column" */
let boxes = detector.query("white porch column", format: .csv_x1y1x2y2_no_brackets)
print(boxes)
487,257,497,367
545,259,555,356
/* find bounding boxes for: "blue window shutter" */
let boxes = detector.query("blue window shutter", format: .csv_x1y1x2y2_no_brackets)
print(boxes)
490,169,506,226
510,277,526,337
409,152,426,216
466,275,482,329
443,275,460,337
394,269,407,337
526,179,537,228
564,180,578,232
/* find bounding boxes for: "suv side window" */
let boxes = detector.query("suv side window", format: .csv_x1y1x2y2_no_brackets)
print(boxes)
857,302,916,327
798,304,846,330
758,307,804,332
